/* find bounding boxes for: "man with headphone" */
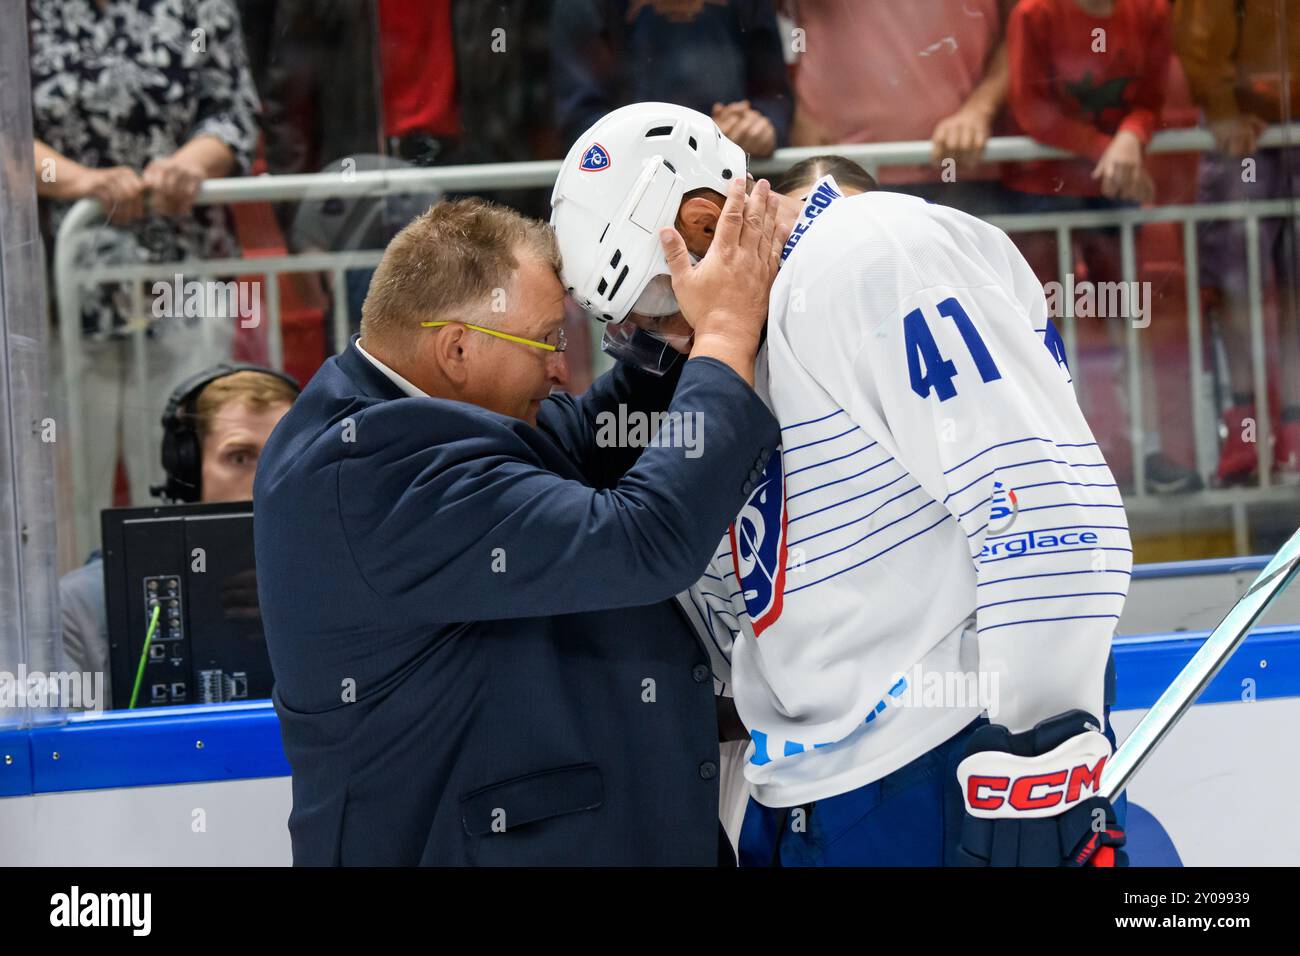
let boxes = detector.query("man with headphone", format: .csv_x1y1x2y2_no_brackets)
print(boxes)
59,364,300,709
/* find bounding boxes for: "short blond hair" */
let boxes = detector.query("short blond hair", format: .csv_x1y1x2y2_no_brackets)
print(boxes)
194,370,298,440
360,198,561,348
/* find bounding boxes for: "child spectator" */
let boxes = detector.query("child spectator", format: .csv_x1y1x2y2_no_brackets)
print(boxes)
1005,0,1167,206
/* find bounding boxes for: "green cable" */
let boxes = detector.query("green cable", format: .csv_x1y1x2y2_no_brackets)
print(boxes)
128,604,162,710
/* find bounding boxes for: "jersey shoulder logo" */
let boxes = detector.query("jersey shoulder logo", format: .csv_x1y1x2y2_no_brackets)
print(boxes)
579,143,611,172
729,449,788,636
988,480,1019,534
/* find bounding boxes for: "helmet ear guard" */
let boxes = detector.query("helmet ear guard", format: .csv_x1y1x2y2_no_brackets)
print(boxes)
564,156,683,324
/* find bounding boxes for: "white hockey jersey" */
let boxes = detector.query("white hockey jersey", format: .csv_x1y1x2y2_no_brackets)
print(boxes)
679,178,1132,808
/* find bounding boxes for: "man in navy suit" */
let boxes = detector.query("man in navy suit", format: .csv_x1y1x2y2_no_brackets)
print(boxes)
254,180,784,864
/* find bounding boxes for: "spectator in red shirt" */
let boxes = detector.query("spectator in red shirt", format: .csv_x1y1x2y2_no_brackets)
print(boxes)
259,2,552,351
260,0,548,177
1004,0,1199,494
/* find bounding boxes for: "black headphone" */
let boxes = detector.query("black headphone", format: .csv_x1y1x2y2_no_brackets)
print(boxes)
154,363,301,503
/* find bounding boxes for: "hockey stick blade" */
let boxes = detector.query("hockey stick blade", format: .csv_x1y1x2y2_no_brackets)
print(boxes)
1100,525,1300,801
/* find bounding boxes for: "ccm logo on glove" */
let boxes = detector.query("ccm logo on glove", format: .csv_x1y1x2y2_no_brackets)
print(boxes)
957,729,1110,819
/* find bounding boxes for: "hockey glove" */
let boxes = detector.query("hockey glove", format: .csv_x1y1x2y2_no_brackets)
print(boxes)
955,709,1127,867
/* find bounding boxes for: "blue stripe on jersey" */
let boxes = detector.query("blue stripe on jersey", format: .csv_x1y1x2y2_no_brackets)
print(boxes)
943,456,1112,503
787,454,896,501
952,483,1120,525
976,613,1121,634
803,500,941,566
786,441,879,479
944,436,1053,475
788,482,922,546
943,436,1100,476
786,513,952,594
977,568,1133,587
784,425,859,455
788,474,912,526
701,592,739,618
781,409,845,432
710,612,741,632
976,591,1129,613
1012,479,1120,493
686,588,732,663
1015,502,1127,515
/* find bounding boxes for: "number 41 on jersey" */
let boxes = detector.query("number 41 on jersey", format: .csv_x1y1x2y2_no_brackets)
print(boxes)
904,296,1001,402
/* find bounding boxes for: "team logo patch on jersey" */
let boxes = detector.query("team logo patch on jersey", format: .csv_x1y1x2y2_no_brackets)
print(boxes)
729,450,788,636
579,143,611,172
989,481,1019,534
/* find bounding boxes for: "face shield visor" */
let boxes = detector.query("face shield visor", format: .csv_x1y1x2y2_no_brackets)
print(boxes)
598,255,698,376
601,314,693,378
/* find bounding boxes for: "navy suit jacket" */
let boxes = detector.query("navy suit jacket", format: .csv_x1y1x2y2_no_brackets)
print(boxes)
254,340,779,865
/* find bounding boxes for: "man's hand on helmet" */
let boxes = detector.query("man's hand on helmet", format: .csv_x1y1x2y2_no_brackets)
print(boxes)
657,177,784,386
660,176,784,351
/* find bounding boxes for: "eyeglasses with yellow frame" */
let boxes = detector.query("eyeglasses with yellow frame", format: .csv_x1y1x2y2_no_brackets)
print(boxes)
420,320,567,353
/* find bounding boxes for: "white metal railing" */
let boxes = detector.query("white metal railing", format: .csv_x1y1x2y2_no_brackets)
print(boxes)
985,197,1300,498
52,124,1300,557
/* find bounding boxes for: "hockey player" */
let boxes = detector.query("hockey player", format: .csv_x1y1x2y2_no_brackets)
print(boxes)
551,103,1130,866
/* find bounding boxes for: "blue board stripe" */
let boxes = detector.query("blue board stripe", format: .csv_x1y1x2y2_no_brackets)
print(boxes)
0,701,289,797
1112,626,1300,710
1131,555,1271,579
0,618,1296,796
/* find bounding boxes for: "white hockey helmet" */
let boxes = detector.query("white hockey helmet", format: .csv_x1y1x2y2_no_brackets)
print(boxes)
550,102,747,328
